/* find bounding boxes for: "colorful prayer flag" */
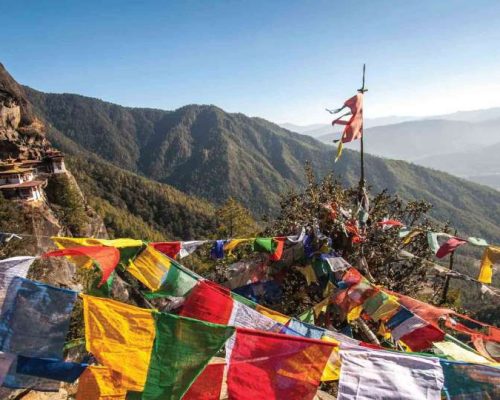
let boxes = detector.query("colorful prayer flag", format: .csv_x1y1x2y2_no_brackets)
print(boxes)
127,245,171,291
478,245,500,284
82,295,156,391
0,256,35,307
44,245,120,286
227,327,334,400
140,313,234,400
338,347,444,400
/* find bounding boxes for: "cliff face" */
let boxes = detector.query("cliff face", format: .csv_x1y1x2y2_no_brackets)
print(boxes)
0,65,108,398
0,64,49,160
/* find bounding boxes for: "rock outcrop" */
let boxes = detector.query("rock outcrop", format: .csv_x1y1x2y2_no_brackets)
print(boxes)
0,63,49,160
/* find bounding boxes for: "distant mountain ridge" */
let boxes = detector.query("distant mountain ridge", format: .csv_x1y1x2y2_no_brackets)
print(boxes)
24,87,500,241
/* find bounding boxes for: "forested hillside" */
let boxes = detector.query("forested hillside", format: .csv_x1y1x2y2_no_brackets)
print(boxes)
26,88,500,242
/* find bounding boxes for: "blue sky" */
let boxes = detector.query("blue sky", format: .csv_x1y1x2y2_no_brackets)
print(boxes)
2,0,500,124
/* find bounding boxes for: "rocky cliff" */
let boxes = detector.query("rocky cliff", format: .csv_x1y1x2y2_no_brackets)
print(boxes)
0,64,108,399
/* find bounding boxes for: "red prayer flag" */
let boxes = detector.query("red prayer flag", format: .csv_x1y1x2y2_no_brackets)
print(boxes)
43,246,120,287
180,280,234,325
150,241,182,259
400,324,445,351
436,237,468,258
332,93,364,143
227,327,334,400
376,219,404,228
270,238,286,261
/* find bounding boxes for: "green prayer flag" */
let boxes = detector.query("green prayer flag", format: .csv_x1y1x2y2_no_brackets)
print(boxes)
143,262,198,299
253,238,276,254
141,313,235,400
298,309,315,324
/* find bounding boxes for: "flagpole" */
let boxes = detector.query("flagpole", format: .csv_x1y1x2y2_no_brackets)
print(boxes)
358,64,367,189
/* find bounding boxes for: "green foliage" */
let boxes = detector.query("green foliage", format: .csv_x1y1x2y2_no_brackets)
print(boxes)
215,197,259,238
66,154,217,240
45,174,89,235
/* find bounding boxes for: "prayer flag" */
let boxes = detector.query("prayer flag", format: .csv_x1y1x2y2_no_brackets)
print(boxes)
227,327,334,400
478,245,500,284
435,237,467,258
180,281,234,325
127,245,171,291
150,241,181,259
52,237,144,267
0,256,35,308
82,295,156,391
140,313,235,400
440,360,500,399
44,245,120,286
16,355,87,382
329,93,363,161
0,277,77,359
338,347,444,400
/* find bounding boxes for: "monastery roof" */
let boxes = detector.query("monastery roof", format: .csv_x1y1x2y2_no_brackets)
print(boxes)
0,167,34,174
0,180,45,189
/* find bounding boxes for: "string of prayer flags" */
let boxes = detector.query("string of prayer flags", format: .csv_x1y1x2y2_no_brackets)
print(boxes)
0,256,35,307
127,245,171,291
16,355,87,383
478,245,500,283
435,237,468,258
44,245,120,286
337,347,444,400
328,93,364,161
82,295,156,391
139,313,234,400
227,327,335,400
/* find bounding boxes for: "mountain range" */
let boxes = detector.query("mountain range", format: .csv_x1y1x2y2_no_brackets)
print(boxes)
21,86,500,242
282,108,500,189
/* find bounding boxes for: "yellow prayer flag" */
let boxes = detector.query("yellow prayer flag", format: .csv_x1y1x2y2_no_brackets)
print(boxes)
255,304,290,325
347,305,363,322
76,366,127,400
320,336,341,381
82,295,156,391
313,298,330,319
297,265,317,286
370,295,400,322
53,237,143,249
224,239,251,254
402,229,423,245
127,245,171,291
478,246,500,284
